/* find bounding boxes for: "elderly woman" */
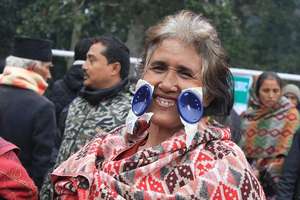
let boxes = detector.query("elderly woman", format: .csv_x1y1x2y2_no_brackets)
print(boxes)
239,72,299,199
50,10,265,199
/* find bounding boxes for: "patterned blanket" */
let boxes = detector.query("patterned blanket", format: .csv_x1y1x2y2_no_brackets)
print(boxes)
51,117,265,199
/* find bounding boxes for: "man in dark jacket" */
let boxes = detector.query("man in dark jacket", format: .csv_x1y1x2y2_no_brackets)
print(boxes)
46,38,93,141
0,37,57,189
47,38,93,126
0,59,4,73
277,129,300,200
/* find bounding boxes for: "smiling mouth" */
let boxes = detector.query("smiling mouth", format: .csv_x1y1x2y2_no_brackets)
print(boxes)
156,96,176,108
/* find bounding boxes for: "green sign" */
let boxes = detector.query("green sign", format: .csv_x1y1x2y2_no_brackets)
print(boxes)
233,75,253,114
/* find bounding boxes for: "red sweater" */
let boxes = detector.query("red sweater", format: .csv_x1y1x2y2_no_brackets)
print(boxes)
0,137,38,200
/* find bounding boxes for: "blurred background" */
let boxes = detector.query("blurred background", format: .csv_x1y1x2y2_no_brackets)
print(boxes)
1,0,300,81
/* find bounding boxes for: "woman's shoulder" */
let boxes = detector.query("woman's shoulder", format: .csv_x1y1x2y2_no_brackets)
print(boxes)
0,137,18,156
51,125,128,180
196,121,248,163
193,119,245,162
191,130,266,199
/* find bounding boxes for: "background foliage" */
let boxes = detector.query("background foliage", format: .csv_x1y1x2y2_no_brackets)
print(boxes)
1,0,300,79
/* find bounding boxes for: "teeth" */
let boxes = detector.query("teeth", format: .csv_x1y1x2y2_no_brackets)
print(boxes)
156,97,175,107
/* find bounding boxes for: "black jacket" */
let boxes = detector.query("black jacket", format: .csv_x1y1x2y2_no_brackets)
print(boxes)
277,128,300,200
0,85,56,189
47,64,84,123
46,64,83,150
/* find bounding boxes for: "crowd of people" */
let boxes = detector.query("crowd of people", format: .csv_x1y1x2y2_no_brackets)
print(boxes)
0,9,300,200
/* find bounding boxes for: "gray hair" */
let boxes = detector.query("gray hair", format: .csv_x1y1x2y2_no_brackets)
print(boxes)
141,10,233,116
5,56,40,69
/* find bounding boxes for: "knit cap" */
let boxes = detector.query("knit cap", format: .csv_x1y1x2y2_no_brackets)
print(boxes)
12,37,52,62
282,84,300,102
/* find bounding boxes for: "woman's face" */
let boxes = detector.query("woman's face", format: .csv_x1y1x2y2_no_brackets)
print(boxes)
143,38,203,131
258,79,281,108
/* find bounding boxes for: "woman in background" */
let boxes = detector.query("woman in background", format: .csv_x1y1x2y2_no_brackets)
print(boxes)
240,71,299,199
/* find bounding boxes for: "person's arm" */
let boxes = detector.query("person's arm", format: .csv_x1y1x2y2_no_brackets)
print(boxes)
58,104,70,139
0,149,38,200
31,102,56,189
277,129,300,200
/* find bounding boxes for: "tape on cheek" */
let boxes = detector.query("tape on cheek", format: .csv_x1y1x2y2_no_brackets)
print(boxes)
126,79,154,134
177,87,204,147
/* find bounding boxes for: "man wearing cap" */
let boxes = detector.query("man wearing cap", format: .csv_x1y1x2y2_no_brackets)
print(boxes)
0,37,57,189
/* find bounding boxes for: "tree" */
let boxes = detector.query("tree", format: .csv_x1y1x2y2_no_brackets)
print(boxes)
1,0,300,77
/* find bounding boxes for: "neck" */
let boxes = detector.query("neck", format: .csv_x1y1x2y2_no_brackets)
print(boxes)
142,123,182,149
99,76,122,89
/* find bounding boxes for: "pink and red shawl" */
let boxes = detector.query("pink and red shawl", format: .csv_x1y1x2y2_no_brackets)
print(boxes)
0,137,38,200
51,117,265,199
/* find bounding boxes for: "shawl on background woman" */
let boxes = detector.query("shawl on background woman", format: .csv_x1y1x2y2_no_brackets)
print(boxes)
240,96,299,197
51,117,265,199
240,96,299,158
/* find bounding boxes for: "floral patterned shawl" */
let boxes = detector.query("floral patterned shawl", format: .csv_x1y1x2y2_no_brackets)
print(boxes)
51,117,265,199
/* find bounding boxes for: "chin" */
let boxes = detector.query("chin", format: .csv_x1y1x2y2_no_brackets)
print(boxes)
83,80,91,87
150,113,182,130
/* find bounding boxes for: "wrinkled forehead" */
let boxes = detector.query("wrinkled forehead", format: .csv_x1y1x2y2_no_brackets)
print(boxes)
144,37,200,66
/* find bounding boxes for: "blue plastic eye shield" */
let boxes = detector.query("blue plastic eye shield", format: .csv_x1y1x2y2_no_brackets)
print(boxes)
177,90,204,123
131,84,204,123
131,84,153,116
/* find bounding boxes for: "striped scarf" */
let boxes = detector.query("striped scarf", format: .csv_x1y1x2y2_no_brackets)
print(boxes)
0,66,48,95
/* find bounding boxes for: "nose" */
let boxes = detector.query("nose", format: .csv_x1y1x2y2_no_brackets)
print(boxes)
158,70,178,92
269,92,275,98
